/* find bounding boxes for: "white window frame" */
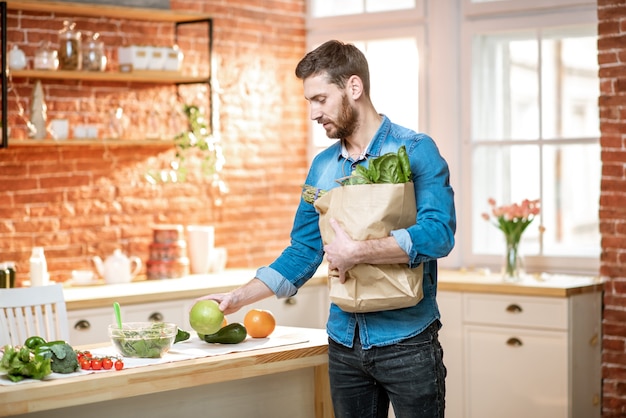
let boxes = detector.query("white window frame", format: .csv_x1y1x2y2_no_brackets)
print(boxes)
460,5,600,275
304,0,599,275
305,2,428,162
462,0,596,17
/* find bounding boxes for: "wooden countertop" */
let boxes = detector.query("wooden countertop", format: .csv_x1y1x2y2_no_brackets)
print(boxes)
438,269,603,297
0,327,332,418
62,266,603,312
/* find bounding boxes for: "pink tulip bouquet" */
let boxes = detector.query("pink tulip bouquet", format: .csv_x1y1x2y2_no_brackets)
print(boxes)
482,198,541,280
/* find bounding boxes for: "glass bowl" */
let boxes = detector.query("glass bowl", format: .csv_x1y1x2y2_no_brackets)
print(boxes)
108,322,177,358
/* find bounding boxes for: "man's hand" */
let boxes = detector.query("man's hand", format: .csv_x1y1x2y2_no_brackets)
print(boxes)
195,278,275,315
196,292,241,315
324,218,360,283
323,218,411,284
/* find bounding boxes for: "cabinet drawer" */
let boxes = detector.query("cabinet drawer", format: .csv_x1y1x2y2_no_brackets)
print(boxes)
68,307,113,346
464,324,568,418
122,300,186,324
463,293,568,330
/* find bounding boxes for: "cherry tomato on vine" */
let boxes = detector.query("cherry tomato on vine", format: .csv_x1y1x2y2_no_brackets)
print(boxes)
91,358,102,370
80,358,91,370
114,359,124,370
102,357,113,370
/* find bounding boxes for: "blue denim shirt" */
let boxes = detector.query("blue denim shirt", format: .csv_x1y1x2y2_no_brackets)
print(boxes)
255,115,456,349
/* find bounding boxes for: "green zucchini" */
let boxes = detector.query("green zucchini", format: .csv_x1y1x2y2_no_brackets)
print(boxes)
202,323,247,344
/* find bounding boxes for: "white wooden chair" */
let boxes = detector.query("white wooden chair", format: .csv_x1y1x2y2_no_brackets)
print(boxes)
0,283,69,346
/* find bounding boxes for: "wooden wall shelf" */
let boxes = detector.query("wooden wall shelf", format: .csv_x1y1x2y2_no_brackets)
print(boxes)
9,70,209,85
6,139,175,147
0,0,214,148
5,0,212,23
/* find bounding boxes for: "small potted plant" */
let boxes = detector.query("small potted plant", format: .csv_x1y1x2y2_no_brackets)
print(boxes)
145,103,228,204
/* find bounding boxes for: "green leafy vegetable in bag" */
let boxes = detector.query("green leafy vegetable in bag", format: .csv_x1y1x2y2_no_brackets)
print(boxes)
339,145,411,185
302,145,412,203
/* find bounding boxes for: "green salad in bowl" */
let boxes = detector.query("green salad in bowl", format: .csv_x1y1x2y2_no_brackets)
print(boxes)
109,322,177,358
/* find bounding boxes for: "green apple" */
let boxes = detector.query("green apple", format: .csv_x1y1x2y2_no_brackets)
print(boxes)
189,300,224,335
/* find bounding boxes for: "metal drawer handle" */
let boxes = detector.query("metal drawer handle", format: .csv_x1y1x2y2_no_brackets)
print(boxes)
74,319,91,331
506,337,523,347
284,296,297,306
506,304,523,314
149,312,164,322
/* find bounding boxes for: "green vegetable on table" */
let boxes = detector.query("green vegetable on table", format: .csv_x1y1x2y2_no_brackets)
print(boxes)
24,336,47,350
0,345,52,382
302,145,412,204
202,323,247,344
37,342,79,374
174,328,191,344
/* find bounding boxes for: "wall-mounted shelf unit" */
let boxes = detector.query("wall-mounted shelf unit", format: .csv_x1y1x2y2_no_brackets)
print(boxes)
0,0,213,148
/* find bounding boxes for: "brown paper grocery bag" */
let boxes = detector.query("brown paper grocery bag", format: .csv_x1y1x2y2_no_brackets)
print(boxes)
314,183,424,313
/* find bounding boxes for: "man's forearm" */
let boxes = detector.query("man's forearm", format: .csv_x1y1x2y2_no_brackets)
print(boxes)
353,236,410,265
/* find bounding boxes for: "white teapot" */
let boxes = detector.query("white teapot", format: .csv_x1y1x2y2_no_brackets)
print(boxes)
93,249,142,284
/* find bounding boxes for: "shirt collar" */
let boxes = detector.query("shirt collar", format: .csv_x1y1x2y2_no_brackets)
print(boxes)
335,114,389,162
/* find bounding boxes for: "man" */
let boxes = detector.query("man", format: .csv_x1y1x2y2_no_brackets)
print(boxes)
199,40,456,418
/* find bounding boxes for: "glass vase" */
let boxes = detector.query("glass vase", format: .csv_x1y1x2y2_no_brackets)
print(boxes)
502,239,524,283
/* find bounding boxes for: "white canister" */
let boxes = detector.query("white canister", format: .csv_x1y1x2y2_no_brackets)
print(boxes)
8,45,27,70
30,247,49,286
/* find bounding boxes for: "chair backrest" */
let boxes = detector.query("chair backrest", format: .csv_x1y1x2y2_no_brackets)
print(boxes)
0,283,69,347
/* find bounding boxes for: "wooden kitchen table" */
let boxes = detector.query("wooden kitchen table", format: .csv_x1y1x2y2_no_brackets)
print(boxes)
0,327,334,418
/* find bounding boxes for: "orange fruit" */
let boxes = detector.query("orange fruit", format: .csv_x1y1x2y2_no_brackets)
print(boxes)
222,317,228,327
243,309,276,338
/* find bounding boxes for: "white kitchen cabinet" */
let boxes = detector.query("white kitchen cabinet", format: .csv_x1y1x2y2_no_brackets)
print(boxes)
68,283,329,346
67,306,112,346
67,299,189,346
437,291,464,418
438,289,602,418
189,283,330,330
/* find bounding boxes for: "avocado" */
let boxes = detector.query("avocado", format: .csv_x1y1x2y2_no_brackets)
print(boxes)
202,323,247,344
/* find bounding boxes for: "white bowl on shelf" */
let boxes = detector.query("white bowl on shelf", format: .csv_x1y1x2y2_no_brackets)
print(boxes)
71,270,95,285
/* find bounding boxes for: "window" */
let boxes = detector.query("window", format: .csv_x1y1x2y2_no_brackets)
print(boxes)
309,36,421,157
463,8,600,274
306,1,599,275
311,0,417,17
307,1,425,159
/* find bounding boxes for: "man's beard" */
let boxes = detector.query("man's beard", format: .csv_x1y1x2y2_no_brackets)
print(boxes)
323,94,359,140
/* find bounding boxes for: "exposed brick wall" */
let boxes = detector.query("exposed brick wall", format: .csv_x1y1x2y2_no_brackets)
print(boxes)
598,0,626,416
0,1,307,284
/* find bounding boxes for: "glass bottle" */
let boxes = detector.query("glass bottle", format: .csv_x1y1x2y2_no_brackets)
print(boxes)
5,261,16,288
0,263,6,288
83,32,107,71
30,247,49,287
58,20,82,70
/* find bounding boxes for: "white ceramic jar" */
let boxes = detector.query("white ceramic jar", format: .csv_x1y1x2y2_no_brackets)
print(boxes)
8,45,26,70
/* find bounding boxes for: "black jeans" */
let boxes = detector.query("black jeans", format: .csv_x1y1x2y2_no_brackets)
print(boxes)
328,321,446,418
